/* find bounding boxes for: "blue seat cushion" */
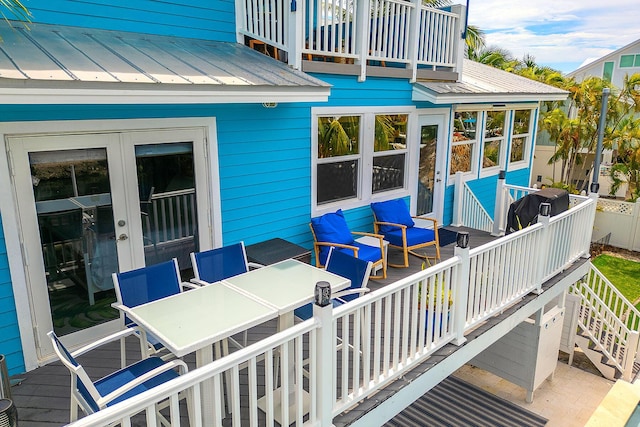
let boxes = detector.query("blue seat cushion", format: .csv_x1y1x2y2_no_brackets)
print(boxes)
95,356,180,408
383,226,436,248
336,242,381,264
371,199,414,233
311,210,354,264
294,302,313,321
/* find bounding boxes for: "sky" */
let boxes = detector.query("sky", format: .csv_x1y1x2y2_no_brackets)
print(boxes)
461,0,640,74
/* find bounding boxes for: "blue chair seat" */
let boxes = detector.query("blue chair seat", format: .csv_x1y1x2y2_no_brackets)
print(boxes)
97,356,180,407
336,241,381,265
383,227,436,248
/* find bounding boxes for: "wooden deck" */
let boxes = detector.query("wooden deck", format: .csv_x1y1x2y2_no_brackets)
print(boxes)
9,227,497,427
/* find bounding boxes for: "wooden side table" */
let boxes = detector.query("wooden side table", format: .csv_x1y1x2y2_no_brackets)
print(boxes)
245,238,311,265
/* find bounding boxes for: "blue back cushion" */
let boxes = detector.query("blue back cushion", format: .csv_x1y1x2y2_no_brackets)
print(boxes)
193,243,248,282
116,260,181,326
311,210,354,264
371,199,415,233
326,249,370,303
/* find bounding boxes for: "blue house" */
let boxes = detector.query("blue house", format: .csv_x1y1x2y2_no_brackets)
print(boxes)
0,0,567,383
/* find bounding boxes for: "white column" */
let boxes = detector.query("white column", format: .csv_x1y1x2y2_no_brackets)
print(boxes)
288,0,303,69
535,202,551,294
451,171,464,227
453,232,469,345
492,170,506,236
313,282,334,426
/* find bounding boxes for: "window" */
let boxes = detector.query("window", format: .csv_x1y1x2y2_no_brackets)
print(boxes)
482,110,505,170
510,109,533,164
451,111,478,175
620,55,635,68
603,61,614,82
372,114,408,193
316,115,361,205
314,111,410,207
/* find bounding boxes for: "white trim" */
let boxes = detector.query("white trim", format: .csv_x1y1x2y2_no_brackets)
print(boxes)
454,102,539,112
0,87,331,105
413,92,568,104
0,117,222,370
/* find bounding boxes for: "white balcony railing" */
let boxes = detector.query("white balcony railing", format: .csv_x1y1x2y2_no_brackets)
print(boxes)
67,192,596,427
236,0,464,81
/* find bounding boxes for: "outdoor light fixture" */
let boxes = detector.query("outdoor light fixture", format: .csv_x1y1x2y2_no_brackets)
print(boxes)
456,231,470,249
314,281,331,307
539,202,551,217
262,102,278,109
0,399,17,427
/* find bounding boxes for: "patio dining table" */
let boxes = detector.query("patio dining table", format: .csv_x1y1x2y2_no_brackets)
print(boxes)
117,258,350,424
116,282,278,425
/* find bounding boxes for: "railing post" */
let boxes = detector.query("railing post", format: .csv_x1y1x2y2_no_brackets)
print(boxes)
288,0,303,69
234,0,246,43
355,0,371,82
491,170,506,236
623,331,640,382
313,281,334,426
451,171,464,227
449,3,466,77
407,0,421,82
535,202,551,294
453,232,469,345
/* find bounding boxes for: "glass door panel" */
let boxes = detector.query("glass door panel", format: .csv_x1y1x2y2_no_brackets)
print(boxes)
135,143,198,269
417,124,437,216
30,148,119,336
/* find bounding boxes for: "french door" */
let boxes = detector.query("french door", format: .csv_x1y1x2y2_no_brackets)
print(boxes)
9,127,211,360
414,114,446,221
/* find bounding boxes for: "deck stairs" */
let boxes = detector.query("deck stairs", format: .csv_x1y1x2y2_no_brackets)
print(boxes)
569,262,640,382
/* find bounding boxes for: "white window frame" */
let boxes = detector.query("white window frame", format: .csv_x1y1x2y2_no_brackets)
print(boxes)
449,109,480,179
480,110,507,177
311,106,416,216
508,108,536,171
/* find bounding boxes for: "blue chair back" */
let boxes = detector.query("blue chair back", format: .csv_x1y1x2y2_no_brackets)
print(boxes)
48,331,101,413
191,242,249,283
326,248,372,303
113,259,182,326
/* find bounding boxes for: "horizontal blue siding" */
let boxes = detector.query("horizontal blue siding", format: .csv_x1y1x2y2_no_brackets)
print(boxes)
0,215,24,375
6,0,236,42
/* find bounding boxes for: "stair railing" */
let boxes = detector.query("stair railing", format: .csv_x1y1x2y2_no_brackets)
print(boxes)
571,265,640,381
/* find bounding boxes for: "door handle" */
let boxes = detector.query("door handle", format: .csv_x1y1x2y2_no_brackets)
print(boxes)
118,234,128,241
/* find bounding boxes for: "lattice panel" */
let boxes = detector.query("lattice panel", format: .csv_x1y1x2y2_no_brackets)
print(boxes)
597,199,635,215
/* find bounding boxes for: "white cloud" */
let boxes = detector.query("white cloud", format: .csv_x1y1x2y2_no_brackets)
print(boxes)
462,0,640,71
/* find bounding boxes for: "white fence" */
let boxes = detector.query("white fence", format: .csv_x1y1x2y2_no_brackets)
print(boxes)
451,172,493,232
67,194,596,427
592,198,640,251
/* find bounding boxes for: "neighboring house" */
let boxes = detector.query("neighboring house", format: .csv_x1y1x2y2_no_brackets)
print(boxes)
0,0,567,386
569,38,640,88
531,39,640,193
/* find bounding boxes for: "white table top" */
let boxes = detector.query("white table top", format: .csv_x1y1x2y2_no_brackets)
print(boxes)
222,259,350,314
119,283,278,357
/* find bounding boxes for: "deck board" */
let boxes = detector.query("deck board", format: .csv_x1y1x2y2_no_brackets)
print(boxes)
10,227,505,426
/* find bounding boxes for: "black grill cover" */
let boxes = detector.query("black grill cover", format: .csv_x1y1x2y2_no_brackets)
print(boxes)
506,188,569,234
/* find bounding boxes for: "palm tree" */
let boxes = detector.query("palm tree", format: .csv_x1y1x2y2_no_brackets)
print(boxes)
1,0,30,22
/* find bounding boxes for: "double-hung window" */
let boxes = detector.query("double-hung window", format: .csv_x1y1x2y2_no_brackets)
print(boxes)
316,115,362,205
482,110,506,171
509,109,534,167
314,110,411,211
450,111,478,175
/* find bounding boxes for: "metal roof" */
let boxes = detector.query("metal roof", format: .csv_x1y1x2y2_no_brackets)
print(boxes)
0,21,330,104
413,59,568,104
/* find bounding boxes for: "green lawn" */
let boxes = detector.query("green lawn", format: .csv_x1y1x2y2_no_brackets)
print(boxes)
592,254,640,309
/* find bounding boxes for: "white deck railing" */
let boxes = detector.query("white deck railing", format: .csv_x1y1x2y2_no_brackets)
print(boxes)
67,194,596,427
236,0,463,80
451,172,494,232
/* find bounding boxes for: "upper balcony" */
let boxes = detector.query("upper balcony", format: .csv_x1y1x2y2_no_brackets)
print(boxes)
236,0,466,82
